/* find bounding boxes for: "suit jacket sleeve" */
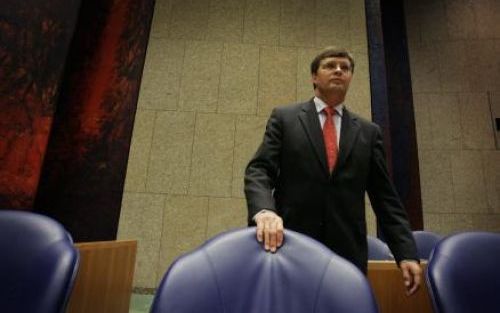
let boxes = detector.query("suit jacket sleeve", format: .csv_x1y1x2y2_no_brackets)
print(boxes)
244,108,282,225
367,125,419,263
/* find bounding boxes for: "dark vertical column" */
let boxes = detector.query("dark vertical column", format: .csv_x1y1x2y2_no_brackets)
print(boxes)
35,0,155,241
0,0,81,210
365,0,423,230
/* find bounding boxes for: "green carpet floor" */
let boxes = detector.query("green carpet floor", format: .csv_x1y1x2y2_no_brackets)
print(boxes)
129,293,154,313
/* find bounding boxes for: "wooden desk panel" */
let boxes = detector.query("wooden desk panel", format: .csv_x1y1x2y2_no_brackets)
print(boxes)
67,240,137,313
368,261,433,313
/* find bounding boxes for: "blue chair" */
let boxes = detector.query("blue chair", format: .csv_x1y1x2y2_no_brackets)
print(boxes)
412,230,442,259
151,228,379,313
0,210,80,313
426,232,500,313
367,235,393,260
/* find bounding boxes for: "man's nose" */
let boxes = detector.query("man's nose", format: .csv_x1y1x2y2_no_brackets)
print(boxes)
333,66,343,74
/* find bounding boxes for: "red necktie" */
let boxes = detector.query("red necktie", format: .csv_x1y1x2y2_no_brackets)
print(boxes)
323,106,338,172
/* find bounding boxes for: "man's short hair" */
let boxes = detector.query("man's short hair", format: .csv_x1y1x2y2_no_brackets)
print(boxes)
310,47,355,74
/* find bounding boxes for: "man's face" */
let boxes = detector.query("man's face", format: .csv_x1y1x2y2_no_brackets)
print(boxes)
312,56,353,95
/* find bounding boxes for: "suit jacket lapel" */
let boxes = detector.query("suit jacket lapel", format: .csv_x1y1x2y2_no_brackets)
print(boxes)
298,100,329,174
335,108,360,173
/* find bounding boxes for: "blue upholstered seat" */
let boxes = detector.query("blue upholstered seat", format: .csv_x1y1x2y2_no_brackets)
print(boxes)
151,227,379,313
0,210,79,313
426,232,500,313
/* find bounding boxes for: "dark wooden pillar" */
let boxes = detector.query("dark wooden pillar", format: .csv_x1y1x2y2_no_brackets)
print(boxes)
0,0,81,210
35,0,155,241
365,0,423,230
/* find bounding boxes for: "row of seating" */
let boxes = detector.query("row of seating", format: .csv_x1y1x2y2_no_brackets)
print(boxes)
1,210,498,313
368,230,443,260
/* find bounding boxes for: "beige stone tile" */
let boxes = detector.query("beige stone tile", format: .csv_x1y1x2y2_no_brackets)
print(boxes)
470,214,500,232
178,41,223,112
404,0,420,14
437,41,468,93
118,192,165,241
124,110,156,192
344,52,370,118
280,0,316,47
118,192,164,288
210,0,244,10
315,10,349,49
296,47,320,102
319,0,350,13
424,213,500,234
207,5,244,43
466,40,498,93
419,150,455,213
495,41,500,92
149,1,172,39
146,111,195,194
138,39,184,111
423,213,474,235
258,46,298,116
482,151,500,213
412,93,433,151
349,0,367,53
189,114,235,197
366,200,377,237
404,13,421,51
451,150,489,213
243,0,280,45
166,0,209,40
445,0,478,40
459,93,495,150
207,197,247,238
473,0,500,39
232,115,268,198
419,1,448,44
218,44,259,114
157,195,209,283
428,93,462,150
408,43,441,93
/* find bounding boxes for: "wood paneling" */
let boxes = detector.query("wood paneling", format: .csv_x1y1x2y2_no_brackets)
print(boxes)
368,261,433,313
67,240,137,313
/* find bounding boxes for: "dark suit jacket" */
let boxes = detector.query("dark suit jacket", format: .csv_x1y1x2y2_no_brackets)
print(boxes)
244,99,418,273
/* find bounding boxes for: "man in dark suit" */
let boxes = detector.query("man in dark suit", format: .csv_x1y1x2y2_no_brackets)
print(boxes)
244,47,421,295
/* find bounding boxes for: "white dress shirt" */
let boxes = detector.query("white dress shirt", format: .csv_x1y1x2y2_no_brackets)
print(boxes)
313,96,343,147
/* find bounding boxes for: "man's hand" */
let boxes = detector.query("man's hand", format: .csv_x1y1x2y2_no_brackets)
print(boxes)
254,210,284,253
399,260,422,296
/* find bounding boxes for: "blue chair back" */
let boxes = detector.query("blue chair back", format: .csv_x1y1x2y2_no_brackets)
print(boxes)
367,235,393,260
0,210,79,313
426,232,500,313
412,231,442,259
151,228,379,313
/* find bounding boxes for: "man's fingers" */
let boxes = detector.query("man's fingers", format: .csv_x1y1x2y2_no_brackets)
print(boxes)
264,220,270,251
256,221,264,242
276,221,284,247
408,266,422,295
254,211,284,252
269,222,277,252
400,262,422,296
402,267,411,287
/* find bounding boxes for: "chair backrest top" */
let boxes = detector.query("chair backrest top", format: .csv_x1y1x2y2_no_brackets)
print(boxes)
0,210,79,313
367,235,393,260
412,231,442,259
152,227,378,313
426,232,500,313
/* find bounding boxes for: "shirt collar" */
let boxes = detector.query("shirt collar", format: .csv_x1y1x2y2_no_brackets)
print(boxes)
313,96,344,116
